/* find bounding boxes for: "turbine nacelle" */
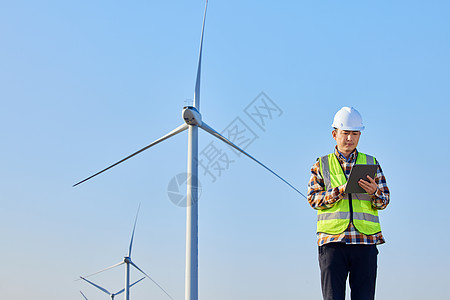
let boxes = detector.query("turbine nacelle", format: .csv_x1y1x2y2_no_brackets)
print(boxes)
182,106,202,126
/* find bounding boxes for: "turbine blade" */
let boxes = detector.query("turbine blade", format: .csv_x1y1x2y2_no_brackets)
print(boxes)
130,276,146,288
73,123,188,187
129,260,174,300
80,291,88,300
79,276,110,295
79,261,124,279
114,277,145,296
114,288,125,296
193,0,208,110
128,203,141,257
199,122,307,198
72,124,188,187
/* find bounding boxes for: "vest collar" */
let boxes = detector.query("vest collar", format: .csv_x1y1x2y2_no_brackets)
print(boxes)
335,146,358,163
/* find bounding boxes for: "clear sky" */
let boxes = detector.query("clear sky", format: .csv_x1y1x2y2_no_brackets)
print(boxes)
1,1,449,299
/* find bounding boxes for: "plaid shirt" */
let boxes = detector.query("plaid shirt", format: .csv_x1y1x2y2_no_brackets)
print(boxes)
307,147,390,246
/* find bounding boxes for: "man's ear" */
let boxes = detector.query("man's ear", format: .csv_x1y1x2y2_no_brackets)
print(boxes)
332,129,337,140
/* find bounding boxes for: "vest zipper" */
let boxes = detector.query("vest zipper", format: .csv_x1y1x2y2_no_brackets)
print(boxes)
335,152,355,225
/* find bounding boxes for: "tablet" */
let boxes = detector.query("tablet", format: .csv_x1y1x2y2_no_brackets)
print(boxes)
344,164,378,194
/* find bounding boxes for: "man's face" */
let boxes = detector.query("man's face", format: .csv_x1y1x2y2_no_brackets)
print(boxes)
332,129,361,155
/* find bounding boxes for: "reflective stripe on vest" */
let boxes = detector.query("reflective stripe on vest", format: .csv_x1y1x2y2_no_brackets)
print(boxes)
317,152,381,235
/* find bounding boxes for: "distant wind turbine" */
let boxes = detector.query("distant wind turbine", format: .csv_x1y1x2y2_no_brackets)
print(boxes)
80,205,173,300
80,276,145,300
73,1,305,300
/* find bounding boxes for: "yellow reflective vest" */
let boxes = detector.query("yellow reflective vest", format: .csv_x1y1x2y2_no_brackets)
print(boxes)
317,152,381,235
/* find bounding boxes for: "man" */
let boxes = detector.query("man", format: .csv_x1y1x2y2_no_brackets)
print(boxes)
307,106,390,300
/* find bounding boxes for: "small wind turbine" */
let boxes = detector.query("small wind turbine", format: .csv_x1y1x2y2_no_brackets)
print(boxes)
80,276,145,300
74,1,305,300
80,205,173,300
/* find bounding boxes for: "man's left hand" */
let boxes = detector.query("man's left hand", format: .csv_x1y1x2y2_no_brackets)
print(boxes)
358,175,377,195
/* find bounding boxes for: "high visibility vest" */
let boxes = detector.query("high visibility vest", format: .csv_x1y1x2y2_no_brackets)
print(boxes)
317,152,381,235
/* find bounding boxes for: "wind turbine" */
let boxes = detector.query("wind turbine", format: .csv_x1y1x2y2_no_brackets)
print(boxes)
73,1,305,300
80,205,173,300
80,276,145,300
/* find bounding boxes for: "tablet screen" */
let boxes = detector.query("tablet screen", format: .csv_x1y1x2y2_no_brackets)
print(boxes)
344,164,378,194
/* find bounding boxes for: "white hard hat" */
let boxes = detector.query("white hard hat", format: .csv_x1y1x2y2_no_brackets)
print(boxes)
332,106,365,131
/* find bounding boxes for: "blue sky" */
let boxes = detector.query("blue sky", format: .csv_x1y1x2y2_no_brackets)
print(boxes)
1,1,449,299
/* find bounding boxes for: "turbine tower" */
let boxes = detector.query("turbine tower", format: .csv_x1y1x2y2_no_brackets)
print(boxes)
73,1,305,300
79,205,173,300
80,276,145,300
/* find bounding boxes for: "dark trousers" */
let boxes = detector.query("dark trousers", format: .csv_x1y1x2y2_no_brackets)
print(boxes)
318,243,378,300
